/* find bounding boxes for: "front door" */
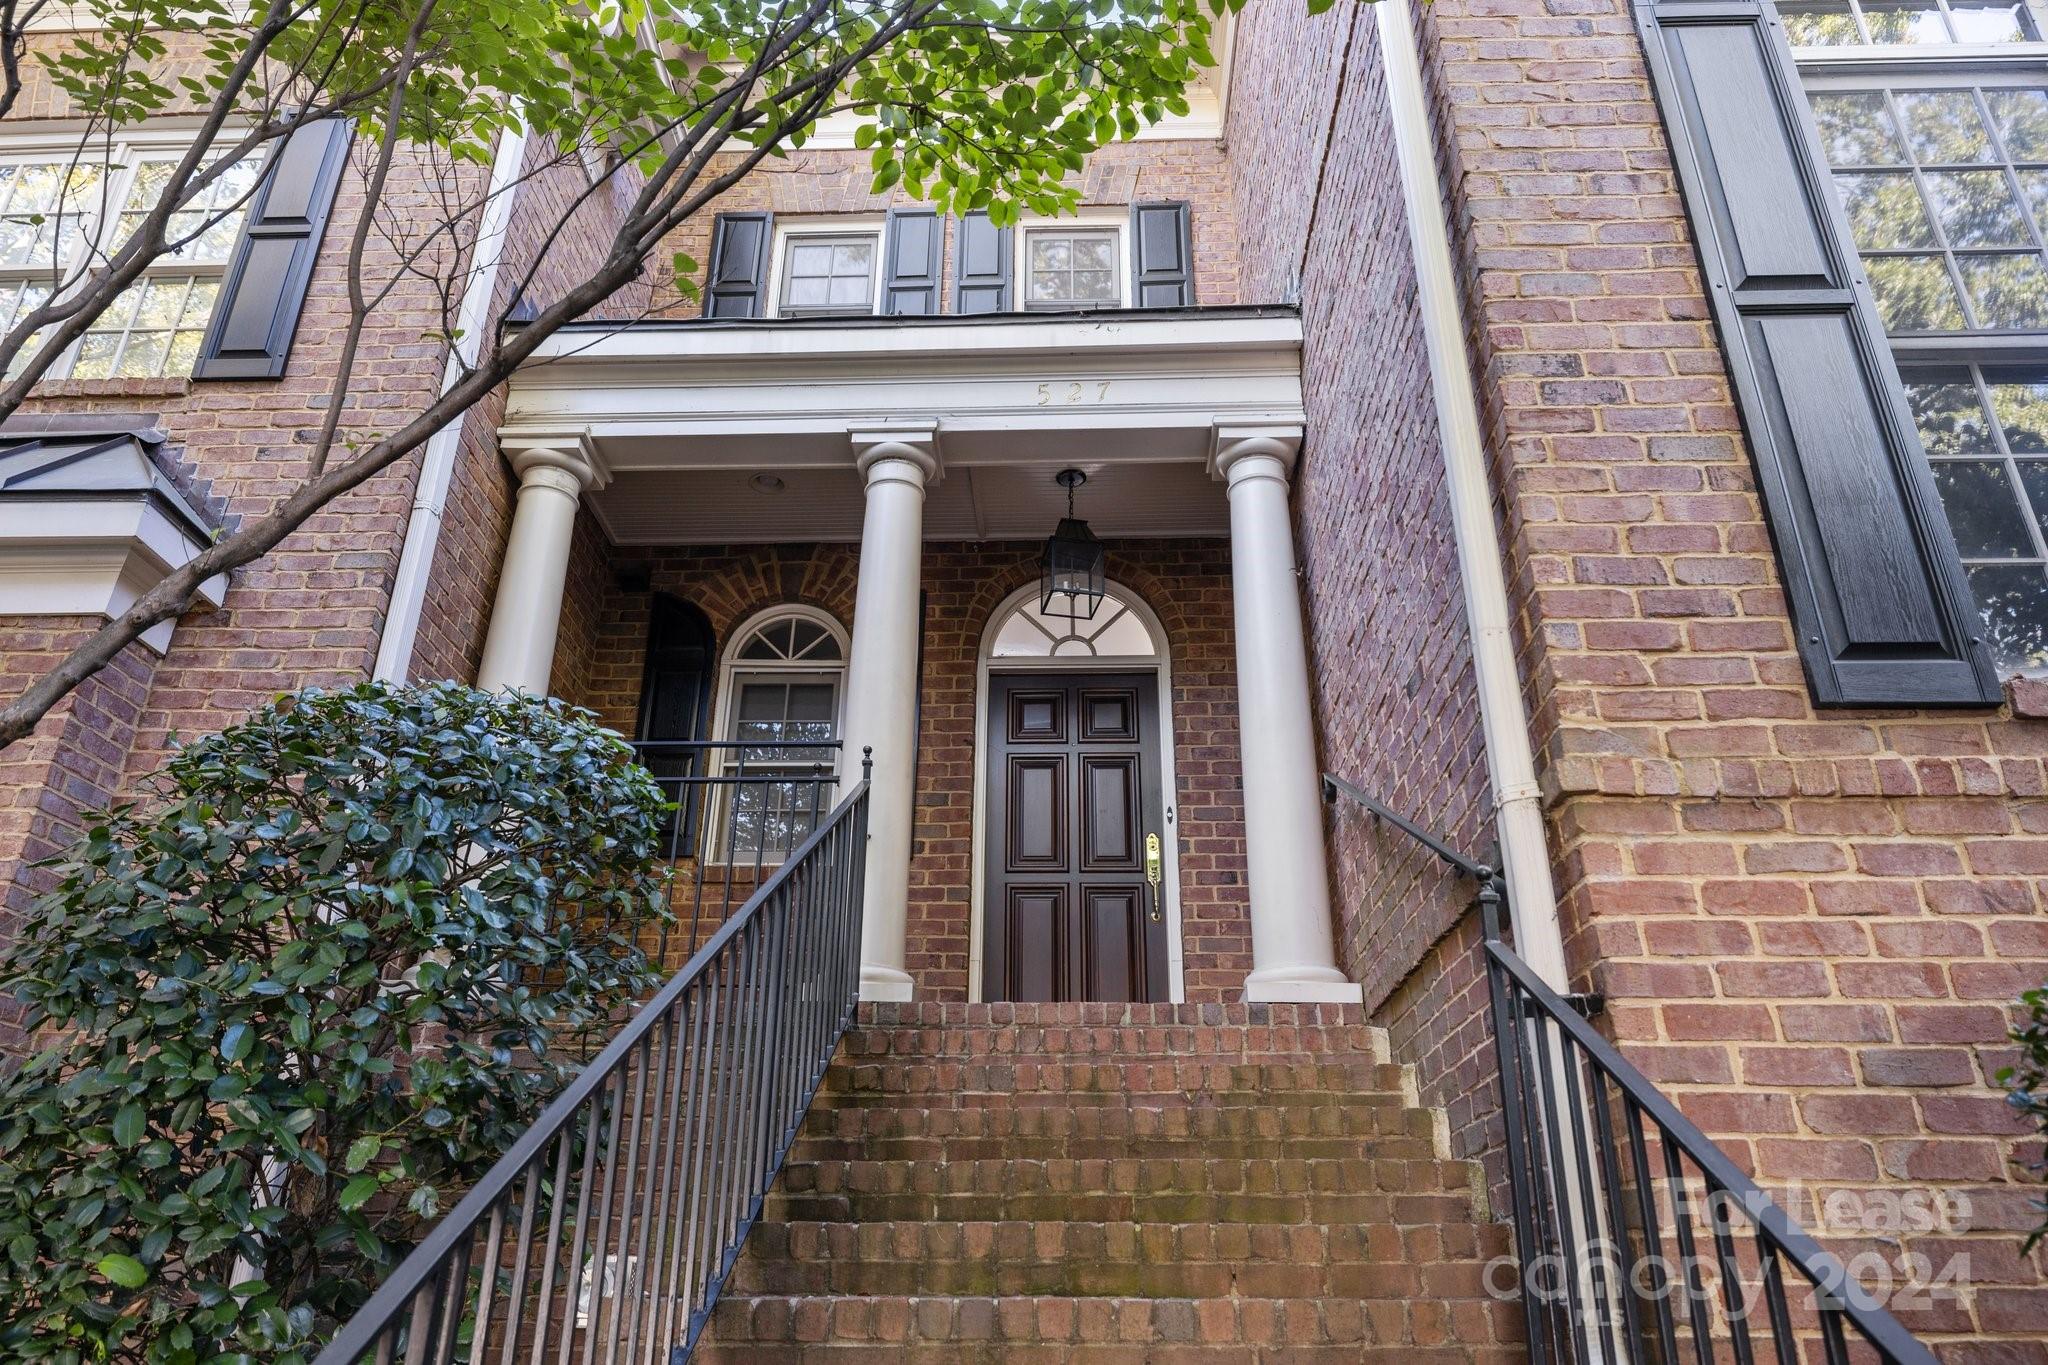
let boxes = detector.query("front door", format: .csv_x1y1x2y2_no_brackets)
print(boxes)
984,672,1169,1002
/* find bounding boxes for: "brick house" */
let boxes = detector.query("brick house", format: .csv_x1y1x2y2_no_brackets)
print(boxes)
3,0,2048,1357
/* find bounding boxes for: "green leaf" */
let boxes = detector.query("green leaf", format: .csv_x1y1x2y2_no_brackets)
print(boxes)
112,1102,146,1147
338,1175,381,1212
98,1254,148,1289
344,1134,382,1173
219,1022,253,1063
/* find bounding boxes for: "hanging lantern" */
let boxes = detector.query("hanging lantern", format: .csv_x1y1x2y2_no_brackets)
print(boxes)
1040,467,1106,622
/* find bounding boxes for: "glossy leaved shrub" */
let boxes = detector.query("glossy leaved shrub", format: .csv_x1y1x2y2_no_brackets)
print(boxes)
0,682,670,1363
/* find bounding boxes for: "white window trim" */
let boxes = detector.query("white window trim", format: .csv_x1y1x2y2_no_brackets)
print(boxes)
1788,0,2048,64
0,125,254,381
1015,213,1130,311
764,216,885,319
702,604,850,863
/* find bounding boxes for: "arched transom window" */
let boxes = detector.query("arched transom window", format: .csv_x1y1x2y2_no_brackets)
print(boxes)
989,584,1162,659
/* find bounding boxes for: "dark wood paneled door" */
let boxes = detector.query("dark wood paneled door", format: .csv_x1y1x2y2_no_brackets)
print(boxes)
983,672,1169,1002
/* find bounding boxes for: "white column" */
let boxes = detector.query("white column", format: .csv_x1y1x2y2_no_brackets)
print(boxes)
476,442,603,694
1214,426,1364,1004
843,428,938,1003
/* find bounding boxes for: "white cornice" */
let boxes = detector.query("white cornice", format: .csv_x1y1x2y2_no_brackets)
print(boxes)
505,312,1305,475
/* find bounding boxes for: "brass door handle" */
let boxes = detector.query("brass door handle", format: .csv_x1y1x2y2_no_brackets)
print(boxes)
1145,832,1162,921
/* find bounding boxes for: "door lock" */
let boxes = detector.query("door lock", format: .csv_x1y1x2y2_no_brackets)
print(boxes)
1145,832,1163,921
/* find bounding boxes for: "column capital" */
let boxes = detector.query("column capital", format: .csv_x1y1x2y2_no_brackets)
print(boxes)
502,432,609,493
852,424,942,485
1210,422,1305,482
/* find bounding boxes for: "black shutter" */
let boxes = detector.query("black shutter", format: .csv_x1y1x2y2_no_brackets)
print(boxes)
192,119,350,380
1130,201,1194,308
882,207,941,315
952,212,1013,314
636,594,716,847
703,212,773,318
1633,0,1998,706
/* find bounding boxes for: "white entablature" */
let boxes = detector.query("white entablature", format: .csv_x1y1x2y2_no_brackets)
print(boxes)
501,308,1306,472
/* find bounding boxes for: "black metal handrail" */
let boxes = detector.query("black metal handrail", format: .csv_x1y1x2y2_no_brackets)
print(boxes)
315,765,872,1365
1323,772,1939,1365
631,738,840,967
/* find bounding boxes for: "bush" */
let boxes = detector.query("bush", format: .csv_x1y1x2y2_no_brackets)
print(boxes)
0,682,671,1364
2008,984,2048,1250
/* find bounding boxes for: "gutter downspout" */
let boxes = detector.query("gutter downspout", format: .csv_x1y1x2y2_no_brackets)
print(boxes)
1375,0,1570,991
373,123,530,683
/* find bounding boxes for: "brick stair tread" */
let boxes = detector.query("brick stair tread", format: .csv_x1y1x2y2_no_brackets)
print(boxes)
820,1061,1409,1097
730,1219,1511,1298
699,1293,1508,1351
788,1134,1432,1162
740,1219,1514,1266
799,1100,1426,1140
779,1155,1468,1196
694,1345,1506,1364
763,1187,1481,1225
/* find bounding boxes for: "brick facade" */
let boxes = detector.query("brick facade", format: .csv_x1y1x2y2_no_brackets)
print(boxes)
559,535,1253,1002
2,5,2047,1351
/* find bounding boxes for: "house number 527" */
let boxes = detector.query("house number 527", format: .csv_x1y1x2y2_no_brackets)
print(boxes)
1036,381,1111,405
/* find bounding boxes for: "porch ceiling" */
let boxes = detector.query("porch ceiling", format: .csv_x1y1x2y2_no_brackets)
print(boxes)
501,307,1304,544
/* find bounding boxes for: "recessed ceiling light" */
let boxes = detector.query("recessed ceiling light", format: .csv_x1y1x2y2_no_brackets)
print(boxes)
749,473,785,493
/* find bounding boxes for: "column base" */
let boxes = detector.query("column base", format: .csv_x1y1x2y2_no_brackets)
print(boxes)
1242,966,1365,1004
859,964,916,1002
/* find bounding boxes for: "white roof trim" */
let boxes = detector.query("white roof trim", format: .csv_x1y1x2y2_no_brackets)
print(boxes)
505,311,1306,476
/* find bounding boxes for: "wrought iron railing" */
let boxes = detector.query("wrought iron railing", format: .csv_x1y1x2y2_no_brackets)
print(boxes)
630,738,840,966
315,765,871,1365
1323,772,1939,1365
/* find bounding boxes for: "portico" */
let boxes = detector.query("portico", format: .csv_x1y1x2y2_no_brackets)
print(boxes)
478,308,1360,1005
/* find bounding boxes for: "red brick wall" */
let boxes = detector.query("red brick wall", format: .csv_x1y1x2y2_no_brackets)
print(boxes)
1269,0,2048,1342
0,619,158,1050
634,139,1242,317
1228,0,1504,1169
561,537,1251,1002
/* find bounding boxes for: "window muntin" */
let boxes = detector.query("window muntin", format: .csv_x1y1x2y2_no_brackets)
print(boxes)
775,231,878,317
1811,80,2048,333
710,608,847,861
1902,362,2048,667
1024,227,1121,309
1796,5,2048,670
989,587,1160,659
1781,0,2039,47
0,141,258,380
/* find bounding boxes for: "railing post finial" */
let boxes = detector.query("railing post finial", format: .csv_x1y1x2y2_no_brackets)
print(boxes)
862,745,874,783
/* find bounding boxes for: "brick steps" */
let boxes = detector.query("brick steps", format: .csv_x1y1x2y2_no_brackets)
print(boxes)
691,1004,1518,1360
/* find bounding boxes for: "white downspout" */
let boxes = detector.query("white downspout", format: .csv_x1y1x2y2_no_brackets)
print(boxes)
1375,0,1570,991
373,123,530,683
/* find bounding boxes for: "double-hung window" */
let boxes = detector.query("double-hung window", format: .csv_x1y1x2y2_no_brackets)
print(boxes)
772,224,881,317
1021,222,1126,309
0,135,259,380
1786,0,2048,668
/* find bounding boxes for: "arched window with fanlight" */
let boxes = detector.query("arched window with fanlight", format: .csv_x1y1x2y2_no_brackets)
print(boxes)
988,584,1161,659
707,605,848,861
